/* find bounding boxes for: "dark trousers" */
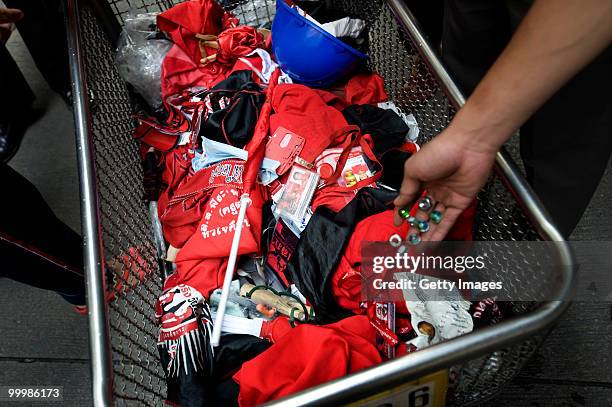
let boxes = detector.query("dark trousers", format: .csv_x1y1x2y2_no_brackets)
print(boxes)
0,164,85,305
441,0,612,238
0,0,70,119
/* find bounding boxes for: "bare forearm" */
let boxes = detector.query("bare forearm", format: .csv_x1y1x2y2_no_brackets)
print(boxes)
451,0,612,153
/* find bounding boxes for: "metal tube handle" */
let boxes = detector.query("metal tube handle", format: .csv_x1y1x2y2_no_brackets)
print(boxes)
65,0,113,405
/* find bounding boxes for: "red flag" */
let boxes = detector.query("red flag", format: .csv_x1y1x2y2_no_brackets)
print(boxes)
242,69,281,193
157,0,226,64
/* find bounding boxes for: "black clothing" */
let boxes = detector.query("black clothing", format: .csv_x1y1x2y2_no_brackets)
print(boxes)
0,0,71,120
0,164,84,305
441,0,612,238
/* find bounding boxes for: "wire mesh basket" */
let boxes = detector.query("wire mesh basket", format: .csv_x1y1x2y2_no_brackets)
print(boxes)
65,0,575,405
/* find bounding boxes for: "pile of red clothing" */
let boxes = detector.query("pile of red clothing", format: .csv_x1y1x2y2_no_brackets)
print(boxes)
127,1,484,406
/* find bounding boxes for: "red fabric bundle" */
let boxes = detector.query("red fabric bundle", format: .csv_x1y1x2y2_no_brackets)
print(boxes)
157,0,227,63
157,0,239,98
159,159,246,248
157,145,194,222
173,184,266,297
234,315,381,406
270,84,350,166
311,72,389,111
331,204,477,315
216,26,265,65
171,71,279,296
310,136,383,212
159,46,209,98
333,257,364,313
267,83,388,213
157,0,226,98
332,210,410,313
259,316,294,343
135,88,213,153
269,84,374,214
343,72,388,105
270,82,386,211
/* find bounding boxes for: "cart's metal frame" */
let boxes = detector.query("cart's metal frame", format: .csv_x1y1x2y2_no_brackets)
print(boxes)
66,0,114,404
65,0,576,405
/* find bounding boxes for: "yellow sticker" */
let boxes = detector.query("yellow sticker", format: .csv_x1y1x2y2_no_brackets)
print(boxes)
347,370,448,407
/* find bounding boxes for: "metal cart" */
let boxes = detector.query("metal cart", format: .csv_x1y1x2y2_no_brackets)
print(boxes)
65,0,576,405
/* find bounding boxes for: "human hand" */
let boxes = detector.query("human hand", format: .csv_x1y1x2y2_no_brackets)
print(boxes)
392,127,498,242
0,7,23,24
0,8,22,43
0,24,11,43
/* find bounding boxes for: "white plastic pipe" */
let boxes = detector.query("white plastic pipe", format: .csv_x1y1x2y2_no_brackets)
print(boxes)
211,193,252,347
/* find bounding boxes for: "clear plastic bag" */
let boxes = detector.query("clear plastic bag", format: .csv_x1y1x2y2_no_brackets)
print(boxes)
233,0,276,27
115,11,172,109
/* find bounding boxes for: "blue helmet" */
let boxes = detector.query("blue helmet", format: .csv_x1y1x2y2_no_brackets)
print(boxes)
271,0,368,88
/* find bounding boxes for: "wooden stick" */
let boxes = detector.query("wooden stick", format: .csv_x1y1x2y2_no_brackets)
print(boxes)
200,54,217,65
202,40,219,49
195,33,217,41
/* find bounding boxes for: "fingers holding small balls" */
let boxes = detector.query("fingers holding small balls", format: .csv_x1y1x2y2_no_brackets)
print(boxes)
397,196,446,244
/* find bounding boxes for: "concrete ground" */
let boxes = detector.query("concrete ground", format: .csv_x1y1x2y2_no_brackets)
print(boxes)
1,27,611,407
0,29,91,406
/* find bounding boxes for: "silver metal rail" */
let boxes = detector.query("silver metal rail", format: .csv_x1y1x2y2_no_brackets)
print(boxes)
386,0,565,243
265,1,576,405
65,0,114,405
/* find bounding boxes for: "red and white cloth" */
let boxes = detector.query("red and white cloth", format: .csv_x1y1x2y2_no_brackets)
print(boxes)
233,315,381,406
